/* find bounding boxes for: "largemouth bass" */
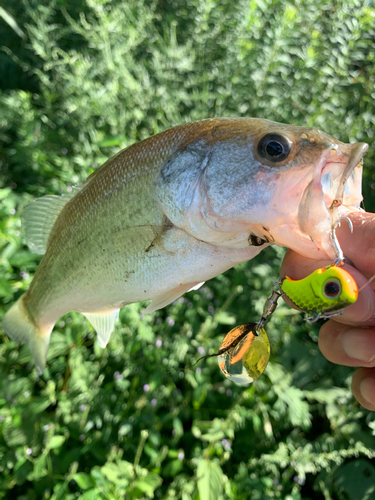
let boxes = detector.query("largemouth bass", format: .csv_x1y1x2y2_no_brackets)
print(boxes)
2,118,368,373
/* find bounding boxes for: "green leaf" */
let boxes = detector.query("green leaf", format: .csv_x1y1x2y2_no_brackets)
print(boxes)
197,459,223,500
173,417,184,438
16,345,32,364
101,463,129,487
73,473,96,490
117,460,134,478
97,135,125,147
48,435,66,449
47,332,69,360
333,459,375,500
118,423,132,437
0,279,13,298
14,459,33,485
51,482,69,500
305,387,348,404
214,311,236,325
29,454,48,480
4,377,32,398
192,419,229,443
133,472,162,497
78,489,101,500
27,396,51,415
0,6,26,39
163,459,183,477
3,422,27,447
0,188,12,200
193,384,207,410
9,250,39,267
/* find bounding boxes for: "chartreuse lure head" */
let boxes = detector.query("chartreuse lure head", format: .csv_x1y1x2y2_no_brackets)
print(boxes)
280,265,358,314
217,322,270,385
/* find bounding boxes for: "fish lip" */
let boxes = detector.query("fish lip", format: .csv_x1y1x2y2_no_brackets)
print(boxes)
318,142,368,222
328,142,368,212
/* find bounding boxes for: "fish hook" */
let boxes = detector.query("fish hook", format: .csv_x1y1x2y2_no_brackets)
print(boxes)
330,216,353,266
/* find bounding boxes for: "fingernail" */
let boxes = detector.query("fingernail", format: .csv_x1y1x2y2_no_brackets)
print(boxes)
360,377,375,405
341,328,375,363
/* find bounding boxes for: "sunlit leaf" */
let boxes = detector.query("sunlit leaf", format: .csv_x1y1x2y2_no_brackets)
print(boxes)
197,459,223,500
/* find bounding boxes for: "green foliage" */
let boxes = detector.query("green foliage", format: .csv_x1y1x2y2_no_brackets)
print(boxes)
197,459,223,500
1,0,375,499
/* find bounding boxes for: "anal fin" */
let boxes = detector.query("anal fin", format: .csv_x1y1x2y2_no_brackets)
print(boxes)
83,310,119,348
142,282,205,314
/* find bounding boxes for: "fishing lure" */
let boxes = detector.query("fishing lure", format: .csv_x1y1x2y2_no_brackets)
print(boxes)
215,221,360,384
216,264,358,385
281,265,358,321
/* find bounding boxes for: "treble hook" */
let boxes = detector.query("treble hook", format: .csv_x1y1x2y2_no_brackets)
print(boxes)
330,216,353,266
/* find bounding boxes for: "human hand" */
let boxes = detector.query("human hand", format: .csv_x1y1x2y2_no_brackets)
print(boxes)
280,211,375,411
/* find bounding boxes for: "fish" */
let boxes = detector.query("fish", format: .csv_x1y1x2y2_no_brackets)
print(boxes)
1,118,368,374
281,265,358,315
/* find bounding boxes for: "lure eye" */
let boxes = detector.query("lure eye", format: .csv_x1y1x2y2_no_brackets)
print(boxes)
323,278,341,299
257,133,292,163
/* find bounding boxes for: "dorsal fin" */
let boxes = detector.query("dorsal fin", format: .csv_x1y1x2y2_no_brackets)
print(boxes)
22,187,81,255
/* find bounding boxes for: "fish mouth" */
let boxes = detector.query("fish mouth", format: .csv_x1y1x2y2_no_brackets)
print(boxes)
297,141,368,258
325,142,368,219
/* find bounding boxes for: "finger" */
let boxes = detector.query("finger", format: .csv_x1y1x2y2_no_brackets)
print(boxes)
280,249,328,280
319,320,375,367
280,253,375,324
335,212,375,280
351,368,375,411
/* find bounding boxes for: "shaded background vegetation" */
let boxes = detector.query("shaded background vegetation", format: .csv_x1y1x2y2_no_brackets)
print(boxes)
1,0,375,499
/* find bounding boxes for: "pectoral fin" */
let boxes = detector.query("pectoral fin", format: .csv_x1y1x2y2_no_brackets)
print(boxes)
142,282,205,314
83,310,120,348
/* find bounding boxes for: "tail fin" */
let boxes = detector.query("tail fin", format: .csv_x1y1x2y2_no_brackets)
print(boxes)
2,294,52,375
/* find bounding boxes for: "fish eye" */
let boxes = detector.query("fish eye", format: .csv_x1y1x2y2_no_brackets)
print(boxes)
257,133,292,163
323,278,341,299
